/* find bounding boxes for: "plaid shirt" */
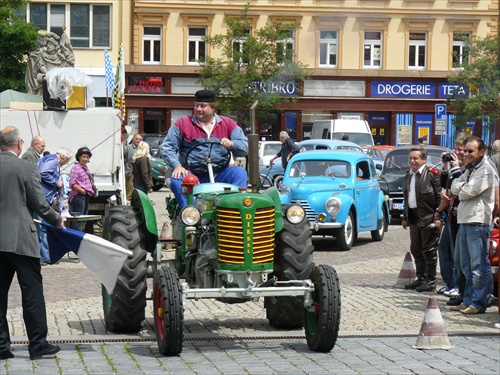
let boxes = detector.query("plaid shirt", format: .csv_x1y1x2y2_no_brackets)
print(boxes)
68,162,94,202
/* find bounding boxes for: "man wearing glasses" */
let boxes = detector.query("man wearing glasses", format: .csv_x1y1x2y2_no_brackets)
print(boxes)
451,136,495,314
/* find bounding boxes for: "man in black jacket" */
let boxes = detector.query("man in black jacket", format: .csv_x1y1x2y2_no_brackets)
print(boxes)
402,146,441,292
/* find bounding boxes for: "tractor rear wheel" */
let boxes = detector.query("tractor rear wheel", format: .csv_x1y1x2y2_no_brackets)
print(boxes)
153,267,184,356
101,206,148,332
265,210,314,329
305,265,341,352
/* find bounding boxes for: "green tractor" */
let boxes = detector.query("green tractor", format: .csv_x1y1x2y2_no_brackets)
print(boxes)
101,140,341,356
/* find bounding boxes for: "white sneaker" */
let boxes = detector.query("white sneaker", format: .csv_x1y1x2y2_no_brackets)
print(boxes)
444,288,459,297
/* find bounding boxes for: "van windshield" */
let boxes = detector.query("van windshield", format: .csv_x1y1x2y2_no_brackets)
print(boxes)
331,133,373,146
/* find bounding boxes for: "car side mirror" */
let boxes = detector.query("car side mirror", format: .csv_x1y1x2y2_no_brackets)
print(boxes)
376,164,382,171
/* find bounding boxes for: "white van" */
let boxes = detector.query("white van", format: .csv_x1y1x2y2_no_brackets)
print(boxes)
311,119,374,146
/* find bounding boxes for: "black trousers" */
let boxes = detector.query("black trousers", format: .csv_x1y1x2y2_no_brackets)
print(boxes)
0,252,48,354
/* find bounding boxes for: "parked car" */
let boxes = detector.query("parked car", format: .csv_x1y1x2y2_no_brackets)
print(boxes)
279,150,390,251
378,145,451,219
258,141,282,171
142,133,169,191
260,139,365,189
361,146,384,173
489,226,499,297
371,145,397,160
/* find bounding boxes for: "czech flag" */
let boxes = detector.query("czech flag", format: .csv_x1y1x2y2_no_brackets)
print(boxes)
42,222,133,293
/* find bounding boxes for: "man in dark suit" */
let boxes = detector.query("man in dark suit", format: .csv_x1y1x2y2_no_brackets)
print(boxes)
402,146,442,292
0,126,65,360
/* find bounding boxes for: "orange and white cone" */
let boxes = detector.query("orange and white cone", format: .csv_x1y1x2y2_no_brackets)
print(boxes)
395,252,417,288
413,297,453,350
159,221,171,240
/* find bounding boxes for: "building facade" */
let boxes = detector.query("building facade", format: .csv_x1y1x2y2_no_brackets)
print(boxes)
17,0,500,146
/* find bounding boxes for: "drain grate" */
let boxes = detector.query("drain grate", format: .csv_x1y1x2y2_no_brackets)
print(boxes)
11,331,499,345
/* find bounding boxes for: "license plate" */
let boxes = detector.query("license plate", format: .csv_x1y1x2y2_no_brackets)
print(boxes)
392,203,403,210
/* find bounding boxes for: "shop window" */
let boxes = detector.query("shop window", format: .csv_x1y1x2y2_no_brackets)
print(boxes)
363,31,382,68
408,32,426,69
188,27,206,64
143,26,162,64
452,32,470,70
319,30,338,67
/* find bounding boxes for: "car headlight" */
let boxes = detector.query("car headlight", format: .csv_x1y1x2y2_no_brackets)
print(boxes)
325,197,341,215
180,206,201,225
286,204,305,224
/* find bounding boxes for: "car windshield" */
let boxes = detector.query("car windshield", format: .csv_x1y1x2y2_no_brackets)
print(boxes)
264,144,282,155
383,150,444,174
288,160,351,178
331,133,373,146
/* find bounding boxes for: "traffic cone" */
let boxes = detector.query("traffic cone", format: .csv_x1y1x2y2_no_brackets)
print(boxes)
159,221,171,240
395,252,417,288
413,297,453,350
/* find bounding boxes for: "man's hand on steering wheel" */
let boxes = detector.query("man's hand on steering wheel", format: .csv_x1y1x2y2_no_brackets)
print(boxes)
220,138,233,150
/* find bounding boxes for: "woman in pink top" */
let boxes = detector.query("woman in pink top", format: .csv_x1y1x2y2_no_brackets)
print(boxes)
68,147,94,231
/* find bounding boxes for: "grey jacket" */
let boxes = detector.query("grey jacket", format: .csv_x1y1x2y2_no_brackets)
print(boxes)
451,156,495,225
0,151,61,258
21,147,40,163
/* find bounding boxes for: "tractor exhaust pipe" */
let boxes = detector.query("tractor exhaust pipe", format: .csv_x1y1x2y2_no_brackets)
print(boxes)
248,100,260,191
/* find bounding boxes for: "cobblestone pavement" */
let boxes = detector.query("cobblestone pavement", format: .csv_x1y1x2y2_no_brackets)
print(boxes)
2,188,499,374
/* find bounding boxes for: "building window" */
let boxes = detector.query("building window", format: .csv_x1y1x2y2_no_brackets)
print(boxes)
319,30,338,67
363,31,382,68
232,28,251,65
188,27,206,64
143,26,162,64
452,32,470,69
18,3,110,48
276,29,295,64
408,32,426,69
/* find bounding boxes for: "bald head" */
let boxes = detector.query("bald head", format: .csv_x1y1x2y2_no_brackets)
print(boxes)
0,126,22,155
492,140,500,154
31,135,46,154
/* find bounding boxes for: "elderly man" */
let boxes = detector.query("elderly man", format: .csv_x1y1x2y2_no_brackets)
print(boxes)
270,131,299,170
0,126,65,360
21,135,46,163
451,136,495,314
124,133,143,202
161,89,248,208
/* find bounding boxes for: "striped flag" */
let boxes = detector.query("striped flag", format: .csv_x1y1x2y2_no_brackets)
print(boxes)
42,222,132,293
104,49,115,104
113,43,126,122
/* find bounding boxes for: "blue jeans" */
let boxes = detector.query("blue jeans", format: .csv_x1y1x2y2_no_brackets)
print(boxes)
34,213,50,263
458,224,494,312
170,165,247,208
69,194,89,232
134,183,148,195
438,223,458,290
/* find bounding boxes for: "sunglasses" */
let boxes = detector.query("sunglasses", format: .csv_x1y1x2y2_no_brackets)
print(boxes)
463,149,476,154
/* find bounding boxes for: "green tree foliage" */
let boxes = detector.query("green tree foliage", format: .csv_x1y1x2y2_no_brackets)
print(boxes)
0,0,38,92
197,4,308,124
447,33,500,134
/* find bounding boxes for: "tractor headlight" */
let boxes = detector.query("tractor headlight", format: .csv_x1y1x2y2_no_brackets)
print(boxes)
286,204,305,224
325,197,341,215
180,206,201,225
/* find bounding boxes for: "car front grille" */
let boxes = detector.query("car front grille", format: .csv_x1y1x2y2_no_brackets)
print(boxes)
290,199,316,221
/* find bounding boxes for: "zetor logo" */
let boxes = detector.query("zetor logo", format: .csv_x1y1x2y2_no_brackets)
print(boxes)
245,213,252,253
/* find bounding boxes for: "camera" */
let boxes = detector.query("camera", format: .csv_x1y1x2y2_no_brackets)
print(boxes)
441,152,454,162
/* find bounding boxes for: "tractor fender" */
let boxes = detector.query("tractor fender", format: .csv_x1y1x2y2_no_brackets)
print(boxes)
131,189,159,252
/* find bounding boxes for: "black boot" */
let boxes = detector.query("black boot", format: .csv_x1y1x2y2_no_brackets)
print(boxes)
416,279,435,292
405,278,424,290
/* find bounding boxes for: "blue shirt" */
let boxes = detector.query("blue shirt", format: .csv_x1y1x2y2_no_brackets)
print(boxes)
38,154,60,204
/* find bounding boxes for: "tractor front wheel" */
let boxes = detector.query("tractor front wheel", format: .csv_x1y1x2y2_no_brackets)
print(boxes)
265,210,314,329
305,265,341,352
153,267,184,356
101,206,148,333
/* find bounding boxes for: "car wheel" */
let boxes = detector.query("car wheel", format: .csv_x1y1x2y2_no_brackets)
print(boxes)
274,175,284,191
336,211,354,251
371,208,387,241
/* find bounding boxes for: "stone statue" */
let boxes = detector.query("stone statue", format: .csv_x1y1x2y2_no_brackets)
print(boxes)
25,28,75,95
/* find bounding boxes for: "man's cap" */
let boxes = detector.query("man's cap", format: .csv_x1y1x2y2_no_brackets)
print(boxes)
195,89,216,103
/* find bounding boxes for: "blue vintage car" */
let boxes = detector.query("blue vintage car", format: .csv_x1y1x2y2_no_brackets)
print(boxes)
279,150,390,250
